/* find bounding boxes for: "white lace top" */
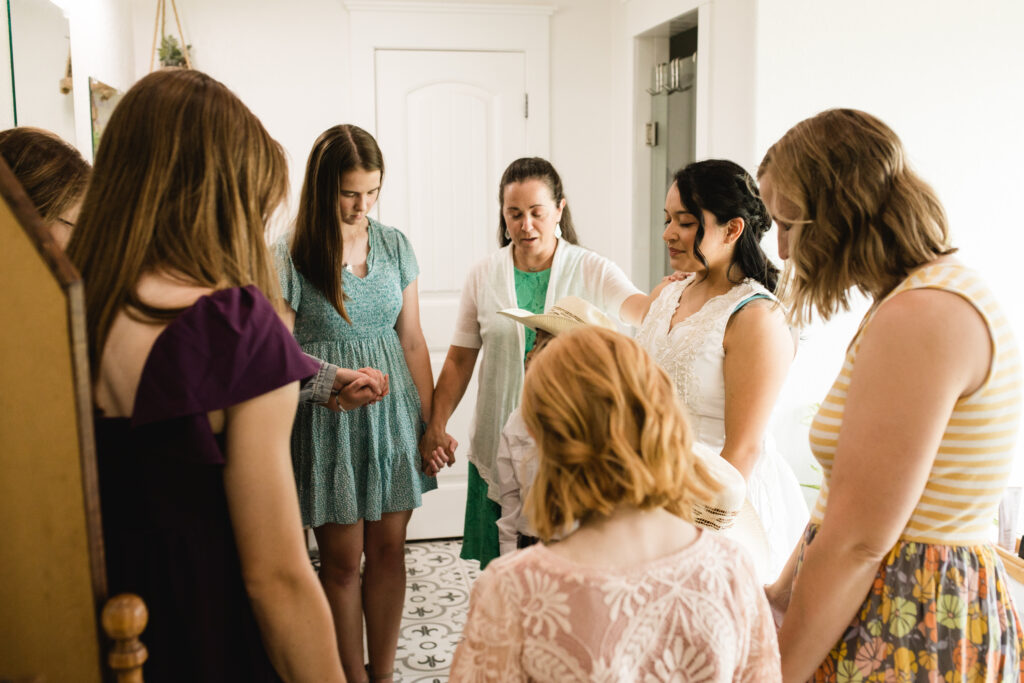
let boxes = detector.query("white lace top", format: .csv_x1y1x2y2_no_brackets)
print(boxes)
449,533,781,681
635,276,772,449
635,275,810,582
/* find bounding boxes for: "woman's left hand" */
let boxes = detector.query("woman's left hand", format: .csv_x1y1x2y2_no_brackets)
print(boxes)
420,433,457,476
327,371,389,412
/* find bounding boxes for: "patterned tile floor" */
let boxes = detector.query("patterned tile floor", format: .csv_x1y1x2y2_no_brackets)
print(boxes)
395,540,480,681
311,539,480,682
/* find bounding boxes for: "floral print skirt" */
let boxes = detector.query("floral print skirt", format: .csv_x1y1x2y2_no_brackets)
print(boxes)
798,524,1024,682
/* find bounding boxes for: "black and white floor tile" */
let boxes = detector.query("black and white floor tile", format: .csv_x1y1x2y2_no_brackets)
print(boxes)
395,540,480,682
311,539,480,682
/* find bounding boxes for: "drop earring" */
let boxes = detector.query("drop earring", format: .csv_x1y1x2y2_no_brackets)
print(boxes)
504,228,511,240
555,222,563,239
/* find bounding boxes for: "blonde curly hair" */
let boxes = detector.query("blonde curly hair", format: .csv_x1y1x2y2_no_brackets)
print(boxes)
520,326,721,541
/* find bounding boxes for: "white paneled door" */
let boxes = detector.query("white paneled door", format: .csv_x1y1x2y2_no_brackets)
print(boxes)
374,49,527,540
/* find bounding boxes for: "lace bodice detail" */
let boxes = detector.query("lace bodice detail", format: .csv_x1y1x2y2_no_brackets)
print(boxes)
636,277,775,450
450,535,781,681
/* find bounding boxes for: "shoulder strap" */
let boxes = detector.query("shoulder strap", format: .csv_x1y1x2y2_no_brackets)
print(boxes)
732,292,773,314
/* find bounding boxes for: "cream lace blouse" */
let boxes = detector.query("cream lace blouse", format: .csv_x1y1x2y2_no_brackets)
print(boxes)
450,532,781,681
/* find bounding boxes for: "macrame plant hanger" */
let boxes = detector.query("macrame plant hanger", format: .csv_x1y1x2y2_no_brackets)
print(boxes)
149,0,192,72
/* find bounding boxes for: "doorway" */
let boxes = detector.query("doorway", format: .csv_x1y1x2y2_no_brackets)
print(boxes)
374,48,528,540
631,8,702,291
648,26,698,284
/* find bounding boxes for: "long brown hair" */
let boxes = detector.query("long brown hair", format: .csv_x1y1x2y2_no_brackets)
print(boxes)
497,157,579,247
0,126,90,222
521,326,720,541
66,68,288,373
291,124,383,323
758,108,954,325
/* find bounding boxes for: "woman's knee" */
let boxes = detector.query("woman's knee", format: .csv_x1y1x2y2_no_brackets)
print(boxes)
318,551,363,587
364,536,406,568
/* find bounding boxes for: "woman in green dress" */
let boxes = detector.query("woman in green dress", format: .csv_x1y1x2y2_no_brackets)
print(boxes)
274,125,448,683
420,157,651,569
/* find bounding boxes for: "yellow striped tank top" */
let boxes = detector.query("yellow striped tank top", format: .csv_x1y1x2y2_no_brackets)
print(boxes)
808,263,1022,545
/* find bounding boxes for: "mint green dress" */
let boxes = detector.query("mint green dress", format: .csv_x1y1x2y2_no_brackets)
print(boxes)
273,219,436,527
462,268,550,568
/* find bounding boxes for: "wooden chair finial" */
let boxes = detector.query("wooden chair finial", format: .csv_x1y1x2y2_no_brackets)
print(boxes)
102,593,148,683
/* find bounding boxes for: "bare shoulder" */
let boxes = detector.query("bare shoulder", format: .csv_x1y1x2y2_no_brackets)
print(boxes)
860,288,991,395
724,297,791,350
96,274,216,416
870,287,988,346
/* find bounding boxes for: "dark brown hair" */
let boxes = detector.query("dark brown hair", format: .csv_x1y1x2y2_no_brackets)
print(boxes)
66,69,288,373
673,159,779,292
291,124,384,323
497,157,579,247
0,126,90,222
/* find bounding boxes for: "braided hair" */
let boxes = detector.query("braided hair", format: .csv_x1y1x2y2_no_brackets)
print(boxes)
673,159,779,292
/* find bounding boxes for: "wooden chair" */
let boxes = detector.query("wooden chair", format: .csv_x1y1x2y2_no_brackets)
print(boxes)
0,157,146,682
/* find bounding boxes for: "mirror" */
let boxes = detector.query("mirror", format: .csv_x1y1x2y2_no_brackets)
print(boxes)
89,78,122,155
7,0,76,147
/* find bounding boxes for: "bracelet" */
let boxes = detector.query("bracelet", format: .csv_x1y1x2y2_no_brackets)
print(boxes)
330,389,347,412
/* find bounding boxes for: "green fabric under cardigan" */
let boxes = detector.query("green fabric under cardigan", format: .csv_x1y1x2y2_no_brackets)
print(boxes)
460,267,550,568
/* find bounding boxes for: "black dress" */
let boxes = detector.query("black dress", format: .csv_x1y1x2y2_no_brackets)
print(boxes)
95,286,319,682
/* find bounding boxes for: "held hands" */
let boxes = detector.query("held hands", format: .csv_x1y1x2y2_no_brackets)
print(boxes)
418,424,458,477
326,367,389,412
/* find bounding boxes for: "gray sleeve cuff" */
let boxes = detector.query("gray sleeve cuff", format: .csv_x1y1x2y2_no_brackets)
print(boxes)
300,354,339,404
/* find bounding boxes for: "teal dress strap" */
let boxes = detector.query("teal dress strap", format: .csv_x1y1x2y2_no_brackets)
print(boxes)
733,292,772,313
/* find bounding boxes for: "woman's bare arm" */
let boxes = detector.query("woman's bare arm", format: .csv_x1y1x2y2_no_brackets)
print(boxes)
223,382,345,682
777,289,991,681
721,301,795,478
419,345,479,466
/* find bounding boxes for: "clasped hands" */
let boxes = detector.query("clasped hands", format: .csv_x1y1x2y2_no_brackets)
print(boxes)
418,425,458,478
326,366,389,412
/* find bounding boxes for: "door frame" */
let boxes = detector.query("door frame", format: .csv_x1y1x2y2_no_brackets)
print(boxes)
626,1,710,292
344,1,554,156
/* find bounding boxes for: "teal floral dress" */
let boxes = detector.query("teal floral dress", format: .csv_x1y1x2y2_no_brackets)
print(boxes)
461,267,550,569
273,219,436,527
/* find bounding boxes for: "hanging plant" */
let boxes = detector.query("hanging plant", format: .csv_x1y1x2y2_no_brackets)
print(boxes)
158,35,191,68
150,0,192,71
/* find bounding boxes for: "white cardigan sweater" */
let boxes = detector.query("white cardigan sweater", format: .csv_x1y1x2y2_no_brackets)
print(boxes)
450,239,640,501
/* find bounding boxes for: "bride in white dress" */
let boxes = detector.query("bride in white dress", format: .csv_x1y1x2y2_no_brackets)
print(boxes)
636,159,808,582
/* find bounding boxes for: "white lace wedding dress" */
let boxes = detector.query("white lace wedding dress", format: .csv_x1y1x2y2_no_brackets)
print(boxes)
636,275,809,582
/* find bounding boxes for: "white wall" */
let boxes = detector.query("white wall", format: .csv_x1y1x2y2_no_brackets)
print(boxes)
8,0,76,145
128,0,625,252
547,0,619,261
130,0,354,233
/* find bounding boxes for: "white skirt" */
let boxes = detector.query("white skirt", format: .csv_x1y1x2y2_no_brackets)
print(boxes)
744,439,810,583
